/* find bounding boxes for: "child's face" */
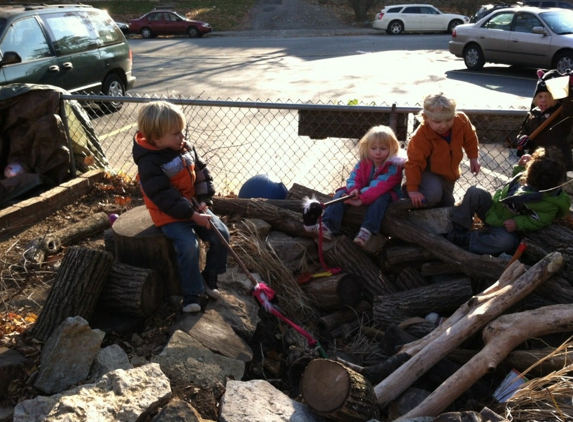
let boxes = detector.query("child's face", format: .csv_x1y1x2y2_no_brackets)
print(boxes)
425,116,454,136
153,128,185,151
534,92,555,112
369,142,390,167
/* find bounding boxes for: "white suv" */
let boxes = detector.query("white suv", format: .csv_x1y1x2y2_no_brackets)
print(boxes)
372,4,470,35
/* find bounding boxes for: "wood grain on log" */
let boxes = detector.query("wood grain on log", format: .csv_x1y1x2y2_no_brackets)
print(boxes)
374,252,563,408
399,304,573,419
394,267,429,291
97,262,161,317
301,359,380,422
523,223,573,281
507,347,573,377
52,211,111,246
31,246,114,342
318,301,372,333
372,277,473,330
385,245,435,267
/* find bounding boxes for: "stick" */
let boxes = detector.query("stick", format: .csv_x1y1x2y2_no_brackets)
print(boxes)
529,105,562,140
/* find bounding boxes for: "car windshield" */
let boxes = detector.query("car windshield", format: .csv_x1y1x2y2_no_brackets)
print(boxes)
172,11,186,20
539,10,573,34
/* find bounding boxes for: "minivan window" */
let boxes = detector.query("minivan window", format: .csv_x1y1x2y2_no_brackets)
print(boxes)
0,17,51,62
87,10,123,45
41,12,97,55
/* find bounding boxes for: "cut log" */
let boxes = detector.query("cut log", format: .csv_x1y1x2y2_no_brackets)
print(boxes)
398,304,573,420
372,277,473,330
507,347,573,377
31,246,114,342
97,262,162,317
522,223,573,281
385,245,435,266
301,272,363,311
301,358,380,422
52,211,111,246
112,205,181,297
420,261,461,277
374,252,562,408
394,267,429,291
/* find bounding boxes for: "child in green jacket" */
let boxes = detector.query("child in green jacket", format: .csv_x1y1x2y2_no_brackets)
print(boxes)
446,146,571,256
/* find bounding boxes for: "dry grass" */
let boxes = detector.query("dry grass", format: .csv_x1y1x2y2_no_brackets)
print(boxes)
504,338,573,422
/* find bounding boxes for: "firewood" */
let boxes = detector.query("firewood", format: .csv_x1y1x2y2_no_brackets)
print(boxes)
507,347,573,377
301,272,363,311
420,261,461,277
301,358,380,422
317,301,371,333
385,245,434,266
51,211,111,246
96,262,162,317
372,277,473,330
522,223,573,281
373,252,562,408
394,267,429,291
398,304,573,419
31,246,114,342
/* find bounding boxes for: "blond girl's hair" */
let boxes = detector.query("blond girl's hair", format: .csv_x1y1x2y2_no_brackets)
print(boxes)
358,125,400,162
137,101,186,145
420,93,456,121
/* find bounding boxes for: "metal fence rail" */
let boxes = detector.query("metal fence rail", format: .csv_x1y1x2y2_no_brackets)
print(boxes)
63,94,531,200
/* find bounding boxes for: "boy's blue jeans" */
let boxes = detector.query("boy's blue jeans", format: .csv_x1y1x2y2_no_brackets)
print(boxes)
322,190,392,234
452,186,520,256
160,210,230,297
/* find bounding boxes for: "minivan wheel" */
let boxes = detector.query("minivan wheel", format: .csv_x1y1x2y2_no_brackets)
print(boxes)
388,20,404,35
554,52,573,74
141,27,153,39
463,44,485,70
100,74,125,112
187,26,200,38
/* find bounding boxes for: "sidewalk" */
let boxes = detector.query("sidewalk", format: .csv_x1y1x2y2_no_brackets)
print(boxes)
207,27,380,38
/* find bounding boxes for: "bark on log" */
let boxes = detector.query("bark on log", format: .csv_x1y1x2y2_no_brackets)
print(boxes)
301,358,380,422
372,277,473,330
394,267,429,291
420,261,461,277
373,252,563,408
112,205,181,297
385,245,435,266
398,304,573,419
507,347,573,377
285,184,508,282
31,246,114,342
97,262,162,317
522,223,573,281
52,211,111,246
301,272,363,311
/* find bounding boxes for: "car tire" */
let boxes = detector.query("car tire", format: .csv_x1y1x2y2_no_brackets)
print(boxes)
387,20,404,35
100,73,125,112
553,51,573,74
448,19,462,34
463,44,485,70
140,27,153,39
187,26,201,38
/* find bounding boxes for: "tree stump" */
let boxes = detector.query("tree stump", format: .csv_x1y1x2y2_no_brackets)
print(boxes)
112,205,181,297
301,272,363,311
97,262,162,317
301,358,380,422
31,246,114,342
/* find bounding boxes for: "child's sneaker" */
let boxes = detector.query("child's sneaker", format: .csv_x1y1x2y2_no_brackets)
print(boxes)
182,295,201,313
353,228,371,248
304,223,333,241
202,271,221,299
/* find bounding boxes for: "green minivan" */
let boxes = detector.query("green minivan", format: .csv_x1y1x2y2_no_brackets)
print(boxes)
0,4,135,109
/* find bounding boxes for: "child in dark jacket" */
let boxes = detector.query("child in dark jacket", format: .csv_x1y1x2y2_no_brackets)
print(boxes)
515,69,573,171
132,101,230,313
305,125,406,248
447,146,571,256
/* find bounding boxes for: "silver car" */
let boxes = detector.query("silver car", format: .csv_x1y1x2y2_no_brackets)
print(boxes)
449,7,573,72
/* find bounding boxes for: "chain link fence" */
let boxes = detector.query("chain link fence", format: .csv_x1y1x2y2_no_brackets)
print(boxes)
64,94,530,201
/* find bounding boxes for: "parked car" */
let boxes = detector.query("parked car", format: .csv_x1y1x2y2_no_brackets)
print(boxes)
449,7,573,72
128,8,213,38
521,1,573,8
0,4,136,110
372,4,470,35
471,3,520,23
115,21,130,35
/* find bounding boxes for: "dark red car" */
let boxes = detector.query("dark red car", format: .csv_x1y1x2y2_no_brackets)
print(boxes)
129,8,213,38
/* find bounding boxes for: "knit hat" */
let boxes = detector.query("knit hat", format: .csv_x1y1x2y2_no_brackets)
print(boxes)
533,68,564,98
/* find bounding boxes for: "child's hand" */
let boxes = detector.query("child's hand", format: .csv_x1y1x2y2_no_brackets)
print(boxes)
198,201,209,212
408,191,426,208
347,189,360,199
192,211,212,228
469,158,480,176
503,219,517,232
518,154,532,167
345,197,363,207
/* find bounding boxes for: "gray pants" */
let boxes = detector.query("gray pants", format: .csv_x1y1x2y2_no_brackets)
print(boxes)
419,170,456,207
452,186,520,256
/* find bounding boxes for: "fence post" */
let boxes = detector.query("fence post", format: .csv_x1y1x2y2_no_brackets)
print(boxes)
389,103,397,134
